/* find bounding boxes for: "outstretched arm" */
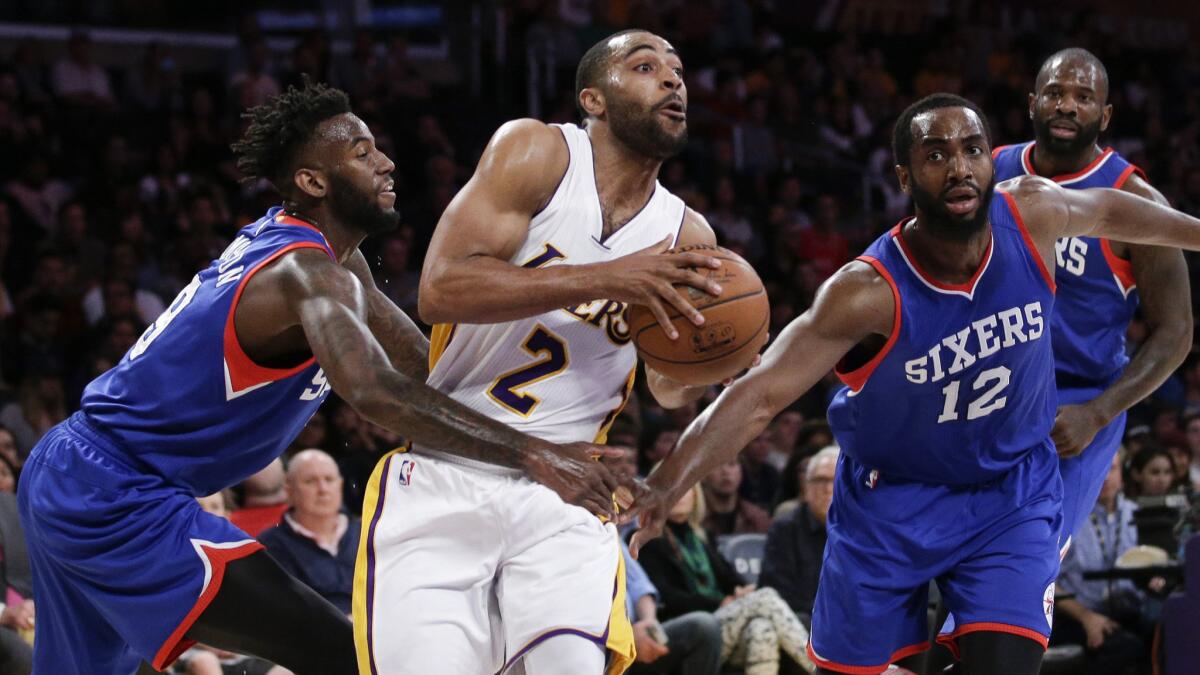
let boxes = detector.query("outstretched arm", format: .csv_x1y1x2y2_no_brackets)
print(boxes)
628,261,893,553
345,248,430,380
1050,175,1193,456
1010,174,1200,253
281,249,625,518
419,119,721,336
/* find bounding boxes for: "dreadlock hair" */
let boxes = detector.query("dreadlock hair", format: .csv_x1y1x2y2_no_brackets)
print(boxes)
892,93,991,167
230,77,352,195
575,28,647,121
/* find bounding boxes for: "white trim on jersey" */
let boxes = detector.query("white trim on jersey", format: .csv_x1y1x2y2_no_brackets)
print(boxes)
223,360,272,401
889,225,994,300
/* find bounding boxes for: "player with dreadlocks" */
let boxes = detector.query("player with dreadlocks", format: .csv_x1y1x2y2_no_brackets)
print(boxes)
18,80,627,674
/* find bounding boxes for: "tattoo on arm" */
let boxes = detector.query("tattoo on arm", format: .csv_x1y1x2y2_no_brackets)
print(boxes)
289,253,541,471
346,249,430,379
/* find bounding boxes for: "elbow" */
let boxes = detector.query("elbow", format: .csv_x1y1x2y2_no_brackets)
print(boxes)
1171,319,1194,366
417,279,452,325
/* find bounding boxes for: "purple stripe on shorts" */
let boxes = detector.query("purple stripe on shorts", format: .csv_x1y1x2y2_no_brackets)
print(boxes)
503,628,607,672
365,454,395,675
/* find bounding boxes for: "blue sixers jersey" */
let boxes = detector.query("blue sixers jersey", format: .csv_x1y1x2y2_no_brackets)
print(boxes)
81,207,335,496
994,142,1143,385
827,192,1057,485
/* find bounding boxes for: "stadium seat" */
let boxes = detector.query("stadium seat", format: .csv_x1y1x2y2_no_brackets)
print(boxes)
717,533,767,585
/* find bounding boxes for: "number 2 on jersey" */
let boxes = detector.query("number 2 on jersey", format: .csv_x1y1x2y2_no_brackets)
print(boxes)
937,365,1010,423
487,325,569,417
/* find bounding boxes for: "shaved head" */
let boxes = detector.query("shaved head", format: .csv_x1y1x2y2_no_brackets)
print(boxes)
1036,48,1109,102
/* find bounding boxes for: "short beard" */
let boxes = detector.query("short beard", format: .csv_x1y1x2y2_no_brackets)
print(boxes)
1032,114,1102,157
605,94,687,161
910,177,996,242
327,171,400,236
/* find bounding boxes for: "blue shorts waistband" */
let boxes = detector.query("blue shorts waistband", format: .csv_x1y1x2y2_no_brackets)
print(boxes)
63,411,156,476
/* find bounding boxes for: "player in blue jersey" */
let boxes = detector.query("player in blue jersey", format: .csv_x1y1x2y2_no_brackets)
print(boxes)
624,93,1200,675
17,81,630,675
995,48,1191,547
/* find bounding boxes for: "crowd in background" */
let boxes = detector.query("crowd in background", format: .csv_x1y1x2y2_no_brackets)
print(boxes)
0,1,1195,672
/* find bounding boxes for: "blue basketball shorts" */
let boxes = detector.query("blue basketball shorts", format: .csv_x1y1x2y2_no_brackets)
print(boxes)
17,413,263,674
807,445,1062,673
1056,384,1126,552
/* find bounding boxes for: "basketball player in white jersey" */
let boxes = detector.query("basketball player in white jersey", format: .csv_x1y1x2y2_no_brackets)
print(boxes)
352,30,724,675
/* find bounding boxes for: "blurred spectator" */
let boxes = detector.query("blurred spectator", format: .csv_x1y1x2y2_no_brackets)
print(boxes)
0,370,66,458
766,411,803,471
1127,446,1178,498
51,202,105,289
635,484,814,674
229,39,281,110
0,427,20,473
622,538,722,675
372,230,420,314
641,428,680,474
0,484,32,674
229,459,288,538
5,156,72,235
795,194,849,281
739,432,781,510
1053,452,1151,674
759,446,838,623
0,456,14,495
259,450,358,615
702,459,771,537
50,32,114,110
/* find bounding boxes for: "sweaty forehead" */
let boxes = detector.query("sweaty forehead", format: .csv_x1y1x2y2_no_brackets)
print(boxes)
314,112,370,145
911,107,984,143
609,32,678,61
1039,57,1106,95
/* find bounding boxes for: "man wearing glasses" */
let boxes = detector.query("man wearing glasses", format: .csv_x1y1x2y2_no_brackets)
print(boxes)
759,445,840,627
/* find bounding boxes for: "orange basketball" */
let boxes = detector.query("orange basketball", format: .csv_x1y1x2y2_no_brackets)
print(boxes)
629,245,769,385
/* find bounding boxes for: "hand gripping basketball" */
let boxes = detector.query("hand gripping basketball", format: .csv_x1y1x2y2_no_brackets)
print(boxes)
628,244,770,385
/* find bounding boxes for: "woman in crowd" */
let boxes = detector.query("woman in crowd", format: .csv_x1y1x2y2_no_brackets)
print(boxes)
635,481,814,674
1128,446,1179,498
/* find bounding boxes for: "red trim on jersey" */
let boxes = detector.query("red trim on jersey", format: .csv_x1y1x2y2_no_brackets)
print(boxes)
1000,192,1056,293
1100,238,1137,293
1022,143,1116,183
806,639,930,674
835,256,901,393
152,540,264,669
1112,163,1148,189
223,242,334,395
992,144,1010,160
935,621,1049,659
892,223,993,294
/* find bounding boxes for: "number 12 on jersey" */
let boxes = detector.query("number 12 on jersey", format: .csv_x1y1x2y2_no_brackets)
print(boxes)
937,365,1011,423
487,325,569,417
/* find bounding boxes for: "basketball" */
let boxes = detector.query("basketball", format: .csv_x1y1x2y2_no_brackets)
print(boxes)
629,244,769,385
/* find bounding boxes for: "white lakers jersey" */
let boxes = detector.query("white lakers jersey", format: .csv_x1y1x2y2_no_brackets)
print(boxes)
419,123,686,450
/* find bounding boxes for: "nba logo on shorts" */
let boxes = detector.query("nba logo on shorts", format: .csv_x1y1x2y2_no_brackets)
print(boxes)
397,458,416,486
1043,582,1055,628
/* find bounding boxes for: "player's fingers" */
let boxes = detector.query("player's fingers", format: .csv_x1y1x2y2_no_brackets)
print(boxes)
659,285,704,326
646,298,680,339
671,268,722,296
670,251,721,269
595,464,620,496
590,445,628,460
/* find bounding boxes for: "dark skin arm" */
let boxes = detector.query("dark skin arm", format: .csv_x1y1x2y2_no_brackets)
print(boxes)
627,262,891,554
1050,174,1192,457
418,119,722,337
244,248,626,518
344,248,430,379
